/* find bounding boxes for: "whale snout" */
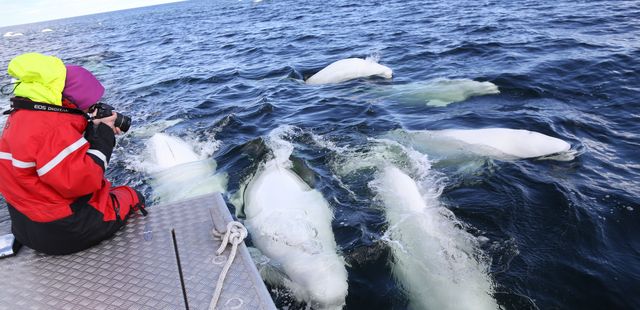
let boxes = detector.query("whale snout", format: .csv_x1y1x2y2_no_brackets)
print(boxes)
382,67,393,79
309,280,348,310
304,258,348,309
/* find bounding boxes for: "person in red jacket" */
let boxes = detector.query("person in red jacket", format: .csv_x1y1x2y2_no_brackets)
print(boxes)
0,53,146,255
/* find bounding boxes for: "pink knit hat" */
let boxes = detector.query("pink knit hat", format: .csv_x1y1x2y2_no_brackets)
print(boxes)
62,65,104,110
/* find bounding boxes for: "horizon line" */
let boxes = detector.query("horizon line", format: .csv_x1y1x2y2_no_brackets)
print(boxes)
0,0,186,29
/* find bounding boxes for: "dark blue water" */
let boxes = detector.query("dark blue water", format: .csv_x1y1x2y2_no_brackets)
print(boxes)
1,0,639,309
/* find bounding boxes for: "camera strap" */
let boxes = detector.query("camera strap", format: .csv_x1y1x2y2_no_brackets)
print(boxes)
5,97,88,119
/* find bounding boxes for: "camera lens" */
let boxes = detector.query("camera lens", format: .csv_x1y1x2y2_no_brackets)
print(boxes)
114,113,131,133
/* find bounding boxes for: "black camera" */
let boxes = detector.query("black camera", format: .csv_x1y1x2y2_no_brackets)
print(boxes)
91,103,131,133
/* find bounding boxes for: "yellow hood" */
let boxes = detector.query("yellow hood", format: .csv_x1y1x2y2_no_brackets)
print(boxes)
7,53,66,105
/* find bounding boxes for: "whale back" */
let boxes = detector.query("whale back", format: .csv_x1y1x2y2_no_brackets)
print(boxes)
386,78,500,106
306,58,393,85
387,128,571,160
438,128,571,158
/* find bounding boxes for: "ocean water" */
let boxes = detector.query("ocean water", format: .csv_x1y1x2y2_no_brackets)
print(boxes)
1,0,639,309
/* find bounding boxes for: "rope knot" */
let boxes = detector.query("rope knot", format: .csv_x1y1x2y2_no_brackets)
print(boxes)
215,221,248,255
209,220,248,310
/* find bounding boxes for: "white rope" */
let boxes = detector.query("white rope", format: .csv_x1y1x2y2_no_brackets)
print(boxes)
209,221,248,310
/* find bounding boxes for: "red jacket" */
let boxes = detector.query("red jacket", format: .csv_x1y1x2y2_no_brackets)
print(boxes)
0,103,117,222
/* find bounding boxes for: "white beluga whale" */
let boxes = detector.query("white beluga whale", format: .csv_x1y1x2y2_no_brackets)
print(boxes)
240,128,348,309
331,139,497,309
144,133,227,203
386,128,572,161
306,57,393,85
378,78,499,106
371,165,498,310
3,32,23,37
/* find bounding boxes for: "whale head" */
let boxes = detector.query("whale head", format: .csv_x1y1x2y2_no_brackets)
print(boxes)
377,63,393,79
144,133,227,203
146,133,200,171
304,259,349,309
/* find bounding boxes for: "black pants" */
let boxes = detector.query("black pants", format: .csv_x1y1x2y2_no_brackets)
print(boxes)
8,200,125,256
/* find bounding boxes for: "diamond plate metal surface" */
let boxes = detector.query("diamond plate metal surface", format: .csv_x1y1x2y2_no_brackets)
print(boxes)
0,193,275,310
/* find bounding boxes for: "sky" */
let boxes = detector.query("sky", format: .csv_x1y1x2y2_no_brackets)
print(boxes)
0,0,185,28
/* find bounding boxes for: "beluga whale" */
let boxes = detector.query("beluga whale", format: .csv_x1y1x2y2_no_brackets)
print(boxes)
239,126,348,309
306,57,393,85
3,32,23,37
378,78,500,106
143,132,227,203
386,128,572,161
331,139,498,309
372,165,498,310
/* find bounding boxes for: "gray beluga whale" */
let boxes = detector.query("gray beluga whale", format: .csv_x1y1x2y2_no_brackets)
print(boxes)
306,57,393,85
386,128,572,161
144,133,227,203
371,165,498,310
378,78,499,106
241,128,348,309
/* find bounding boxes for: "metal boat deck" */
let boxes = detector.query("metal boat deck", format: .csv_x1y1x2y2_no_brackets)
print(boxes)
0,193,275,309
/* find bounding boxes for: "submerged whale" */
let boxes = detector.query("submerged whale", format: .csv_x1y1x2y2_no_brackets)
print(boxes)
372,165,497,310
144,133,227,203
378,78,500,106
328,135,497,309
386,128,572,161
242,155,348,309
306,58,393,85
